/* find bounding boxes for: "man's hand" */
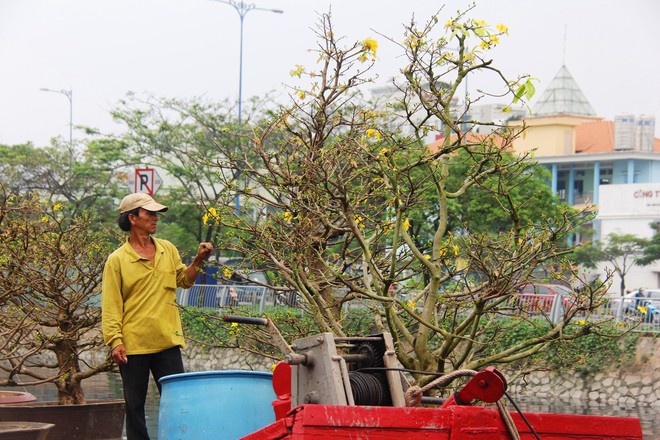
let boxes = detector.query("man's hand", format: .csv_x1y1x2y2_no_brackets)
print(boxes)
196,242,214,261
186,242,215,283
112,344,128,365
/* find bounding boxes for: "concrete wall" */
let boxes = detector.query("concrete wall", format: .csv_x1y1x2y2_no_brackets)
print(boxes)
507,337,659,407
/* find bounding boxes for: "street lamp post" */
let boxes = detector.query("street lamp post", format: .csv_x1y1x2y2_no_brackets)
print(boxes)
40,87,73,149
209,1,283,214
209,1,283,126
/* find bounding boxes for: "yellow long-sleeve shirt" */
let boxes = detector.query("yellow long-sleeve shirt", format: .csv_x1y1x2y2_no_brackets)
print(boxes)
101,237,195,355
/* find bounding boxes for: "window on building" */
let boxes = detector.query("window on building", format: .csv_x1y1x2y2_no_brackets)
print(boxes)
599,165,613,184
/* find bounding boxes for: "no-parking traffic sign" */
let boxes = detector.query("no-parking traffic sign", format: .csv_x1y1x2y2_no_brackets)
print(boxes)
127,167,162,196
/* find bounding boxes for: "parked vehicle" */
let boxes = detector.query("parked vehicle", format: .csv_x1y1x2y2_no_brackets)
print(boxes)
609,289,660,323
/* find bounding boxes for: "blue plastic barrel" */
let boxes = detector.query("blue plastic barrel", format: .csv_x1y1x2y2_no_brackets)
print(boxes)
158,370,275,440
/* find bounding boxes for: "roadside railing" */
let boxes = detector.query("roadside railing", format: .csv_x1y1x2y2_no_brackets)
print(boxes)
176,284,298,313
177,285,659,333
501,293,659,333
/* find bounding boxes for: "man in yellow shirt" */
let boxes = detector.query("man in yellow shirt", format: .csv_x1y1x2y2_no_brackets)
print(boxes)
102,193,213,440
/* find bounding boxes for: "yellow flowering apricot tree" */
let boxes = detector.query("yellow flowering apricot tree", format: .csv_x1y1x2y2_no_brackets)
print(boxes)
0,184,115,404
204,10,611,377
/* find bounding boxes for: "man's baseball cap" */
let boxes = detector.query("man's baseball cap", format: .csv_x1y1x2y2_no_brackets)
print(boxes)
119,193,168,214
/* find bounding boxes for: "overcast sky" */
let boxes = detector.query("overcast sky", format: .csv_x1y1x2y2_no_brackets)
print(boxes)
1,0,659,147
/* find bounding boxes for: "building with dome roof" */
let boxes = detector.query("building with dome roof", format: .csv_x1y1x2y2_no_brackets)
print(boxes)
510,65,660,292
533,65,597,117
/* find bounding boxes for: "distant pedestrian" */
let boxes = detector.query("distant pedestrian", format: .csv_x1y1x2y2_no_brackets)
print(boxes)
634,289,645,308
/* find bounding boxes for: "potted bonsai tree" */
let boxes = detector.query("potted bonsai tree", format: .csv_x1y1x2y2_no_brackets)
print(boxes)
0,185,125,440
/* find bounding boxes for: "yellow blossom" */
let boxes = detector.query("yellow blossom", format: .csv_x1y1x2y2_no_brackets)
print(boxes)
231,322,239,328
203,207,220,225
407,300,417,309
283,211,294,222
41,216,49,223
362,38,378,55
453,245,459,256
359,38,378,63
377,148,389,158
402,218,410,231
223,267,233,278
297,91,306,100
496,23,509,34
576,320,587,326
444,19,453,29
53,203,63,211
354,215,365,230
366,128,381,140
423,254,431,260
473,19,487,27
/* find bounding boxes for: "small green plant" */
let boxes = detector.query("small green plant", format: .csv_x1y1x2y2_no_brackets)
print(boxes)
478,318,635,378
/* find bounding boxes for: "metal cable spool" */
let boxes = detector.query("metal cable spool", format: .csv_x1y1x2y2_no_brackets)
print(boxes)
349,371,389,406
345,340,392,406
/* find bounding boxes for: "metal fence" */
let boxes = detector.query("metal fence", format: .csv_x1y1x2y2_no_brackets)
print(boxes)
176,284,299,313
499,293,659,333
176,285,660,333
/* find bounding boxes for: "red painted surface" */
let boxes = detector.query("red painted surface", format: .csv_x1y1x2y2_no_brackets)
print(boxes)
242,404,643,440
254,364,642,439
442,367,506,408
271,361,292,420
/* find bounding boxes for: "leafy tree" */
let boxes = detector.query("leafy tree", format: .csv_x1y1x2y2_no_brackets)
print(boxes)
108,94,265,257
404,146,570,256
179,9,614,381
635,222,660,266
572,233,649,296
0,139,131,222
446,148,567,234
0,184,116,404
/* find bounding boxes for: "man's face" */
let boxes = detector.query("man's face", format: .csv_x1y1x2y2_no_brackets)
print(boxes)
130,208,159,234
